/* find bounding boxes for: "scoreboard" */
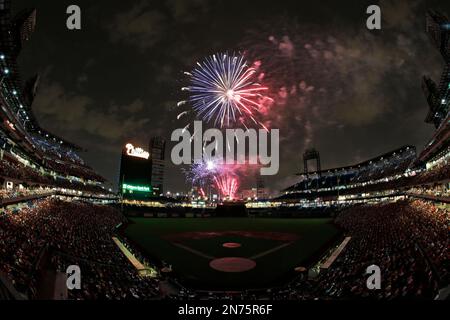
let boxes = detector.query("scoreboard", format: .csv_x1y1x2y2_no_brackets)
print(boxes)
119,143,152,200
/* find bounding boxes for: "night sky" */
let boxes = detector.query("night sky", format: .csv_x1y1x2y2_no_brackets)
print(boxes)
13,0,450,193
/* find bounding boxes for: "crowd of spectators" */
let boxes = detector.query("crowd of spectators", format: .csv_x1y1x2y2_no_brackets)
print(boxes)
0,199,160,299
45,159,105,182
283,162,450,201
353,151,416,184
413,161,450,184
0,157,52,185
408,185,450,198
0,187,53,202
1,156,107,194
303,200,449,299
0,197,448,300
30,135,85,166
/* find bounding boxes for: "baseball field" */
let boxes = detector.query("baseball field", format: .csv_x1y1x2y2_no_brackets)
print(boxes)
123,217,341,290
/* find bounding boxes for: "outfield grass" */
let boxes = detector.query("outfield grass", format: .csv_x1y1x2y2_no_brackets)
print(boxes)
124,218,341,290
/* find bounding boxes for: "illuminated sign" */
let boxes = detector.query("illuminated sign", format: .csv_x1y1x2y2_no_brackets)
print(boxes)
122,184,151,193
125,143,149,160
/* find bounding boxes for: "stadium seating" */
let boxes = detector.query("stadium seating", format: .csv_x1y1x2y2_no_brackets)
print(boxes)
0,199,160,299
0,155,107,194
1,198,447,300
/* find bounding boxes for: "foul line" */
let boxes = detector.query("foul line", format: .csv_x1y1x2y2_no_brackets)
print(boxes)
320,236,351,269
250,242,293,259
172,242,215,260
112,237,158,277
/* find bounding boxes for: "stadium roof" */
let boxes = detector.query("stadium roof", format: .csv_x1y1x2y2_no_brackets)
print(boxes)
296,145,416,176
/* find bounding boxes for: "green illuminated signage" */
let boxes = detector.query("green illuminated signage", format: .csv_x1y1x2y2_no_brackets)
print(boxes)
122,184,151,193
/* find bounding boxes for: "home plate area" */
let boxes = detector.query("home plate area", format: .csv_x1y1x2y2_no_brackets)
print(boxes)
210,257,256,272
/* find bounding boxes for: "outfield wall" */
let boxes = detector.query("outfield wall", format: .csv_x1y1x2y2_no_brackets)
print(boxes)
122,204,338,218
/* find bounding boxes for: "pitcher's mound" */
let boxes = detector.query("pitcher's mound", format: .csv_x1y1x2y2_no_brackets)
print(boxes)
209,257,256,272
222,242,241,248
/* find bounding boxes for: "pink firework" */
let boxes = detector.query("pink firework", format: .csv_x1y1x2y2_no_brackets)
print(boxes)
214,174,239,200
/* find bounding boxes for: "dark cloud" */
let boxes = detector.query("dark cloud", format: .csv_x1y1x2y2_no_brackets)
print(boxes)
165,0,210,23
33,80,151,140
106,2,168,51
239,0,448,191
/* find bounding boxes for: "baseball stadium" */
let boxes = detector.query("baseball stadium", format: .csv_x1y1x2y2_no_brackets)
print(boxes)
0,0,449,302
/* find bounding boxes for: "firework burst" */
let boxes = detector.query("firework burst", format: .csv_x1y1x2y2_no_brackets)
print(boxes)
180,52,269,129
185,157,221,185
213,173,239,200
184,158,243,200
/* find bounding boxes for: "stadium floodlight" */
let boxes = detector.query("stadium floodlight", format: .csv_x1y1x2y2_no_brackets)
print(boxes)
0,54,4,60
3,68,9,74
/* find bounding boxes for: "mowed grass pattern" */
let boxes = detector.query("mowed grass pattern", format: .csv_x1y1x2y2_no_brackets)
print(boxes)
124,218,341,290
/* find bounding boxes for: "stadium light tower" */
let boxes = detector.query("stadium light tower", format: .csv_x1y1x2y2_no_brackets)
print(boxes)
303,148,322,177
